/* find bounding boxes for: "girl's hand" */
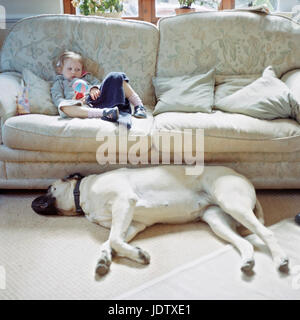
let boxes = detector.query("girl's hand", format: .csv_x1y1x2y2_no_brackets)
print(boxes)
80,96,86,104
90,87,101,100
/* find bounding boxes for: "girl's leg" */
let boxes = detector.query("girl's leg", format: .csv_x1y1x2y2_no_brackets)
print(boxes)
85,72,145,120
61,105,118,120
123,81,147,118
123,81,136,99
60,106,90,118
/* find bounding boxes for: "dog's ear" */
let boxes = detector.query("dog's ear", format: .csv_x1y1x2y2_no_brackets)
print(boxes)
62,173,84,182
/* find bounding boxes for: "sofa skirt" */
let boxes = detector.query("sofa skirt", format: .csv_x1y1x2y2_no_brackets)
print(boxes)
1,157,300,189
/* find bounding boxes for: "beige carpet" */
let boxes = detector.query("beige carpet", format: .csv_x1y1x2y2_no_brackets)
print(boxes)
119,219,300,300
0,189,299,300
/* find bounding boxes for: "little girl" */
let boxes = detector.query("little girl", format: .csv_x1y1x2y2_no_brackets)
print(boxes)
51,51,147,128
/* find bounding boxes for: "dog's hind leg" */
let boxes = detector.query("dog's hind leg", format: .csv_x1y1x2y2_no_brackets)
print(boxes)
109,197,150,265
202,206,255,272
125,222,147,242
218,201,289,272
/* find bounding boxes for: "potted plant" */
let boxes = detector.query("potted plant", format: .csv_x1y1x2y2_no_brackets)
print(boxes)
175,0,196,15
199,0,222,10
71,0,124,18
251,0,275,11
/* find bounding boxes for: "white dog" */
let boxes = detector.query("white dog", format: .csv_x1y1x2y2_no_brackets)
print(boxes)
32,165,289,276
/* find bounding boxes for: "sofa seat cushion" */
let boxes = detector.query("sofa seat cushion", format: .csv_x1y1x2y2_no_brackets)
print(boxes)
3,112,154,153
152,110,300,153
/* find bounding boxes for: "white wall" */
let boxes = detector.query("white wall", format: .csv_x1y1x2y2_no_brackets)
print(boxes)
0,0,63,49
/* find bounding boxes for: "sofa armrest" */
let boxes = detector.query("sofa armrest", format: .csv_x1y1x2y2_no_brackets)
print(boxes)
281,69,300,104
0,117,2,144
0,72,23,123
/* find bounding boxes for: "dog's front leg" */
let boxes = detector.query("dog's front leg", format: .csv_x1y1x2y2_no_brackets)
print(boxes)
96,240,114,276
95,221,147,276
109,197,150,265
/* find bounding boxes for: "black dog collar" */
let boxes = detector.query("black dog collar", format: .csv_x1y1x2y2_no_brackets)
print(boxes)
74,178,85,214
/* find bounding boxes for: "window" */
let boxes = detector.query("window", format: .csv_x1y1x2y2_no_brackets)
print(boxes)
156,0,179,17
123,0,139,17
235,0,277,10
234,0,300,11
156,0,221,17
64,1,235,23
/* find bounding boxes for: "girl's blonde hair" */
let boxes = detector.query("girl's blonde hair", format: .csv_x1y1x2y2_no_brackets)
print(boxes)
54,51,84,74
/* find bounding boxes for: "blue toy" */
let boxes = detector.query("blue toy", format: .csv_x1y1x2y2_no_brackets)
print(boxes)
72,79,89,100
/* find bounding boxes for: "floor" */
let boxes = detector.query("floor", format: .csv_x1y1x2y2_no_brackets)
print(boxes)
0,189,299,300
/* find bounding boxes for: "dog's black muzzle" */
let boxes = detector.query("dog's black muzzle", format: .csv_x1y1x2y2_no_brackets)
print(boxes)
31,194,59,215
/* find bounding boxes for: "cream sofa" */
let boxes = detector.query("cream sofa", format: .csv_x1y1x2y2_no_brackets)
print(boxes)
0,10,300,189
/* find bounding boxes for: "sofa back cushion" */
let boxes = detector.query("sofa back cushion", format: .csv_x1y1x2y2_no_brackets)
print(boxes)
152,68,215,115
21,69,58,115
214,66,295,120
0,15,159,106
157,11,300,78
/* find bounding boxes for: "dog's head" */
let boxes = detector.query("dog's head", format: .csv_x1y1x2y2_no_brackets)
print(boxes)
31,173,85,216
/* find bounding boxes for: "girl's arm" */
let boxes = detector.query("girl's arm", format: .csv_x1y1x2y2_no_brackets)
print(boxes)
50,79,65,107
84,74,102,100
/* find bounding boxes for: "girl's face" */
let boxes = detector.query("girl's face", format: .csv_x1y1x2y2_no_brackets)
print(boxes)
62,58,83,80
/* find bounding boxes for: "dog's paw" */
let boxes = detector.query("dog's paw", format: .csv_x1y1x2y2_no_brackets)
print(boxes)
95,252,112,276
241,259,255,273
136,247,150,265
95,262,110,276
277,257,289,273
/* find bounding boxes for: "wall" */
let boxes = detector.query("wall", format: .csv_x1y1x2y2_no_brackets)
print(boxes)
0,0,63,49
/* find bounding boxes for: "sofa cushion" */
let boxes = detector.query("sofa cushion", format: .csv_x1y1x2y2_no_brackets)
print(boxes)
21,69,58,115
0,72,23,121
214,66,295,120
3,111,154,153
152,111,300,153
214,74,260,104
281,69,300,106
152,69,215,115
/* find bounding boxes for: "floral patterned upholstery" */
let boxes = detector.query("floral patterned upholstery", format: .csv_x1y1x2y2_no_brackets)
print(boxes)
1,11,300,188
157,11,300,77
0,15,159,106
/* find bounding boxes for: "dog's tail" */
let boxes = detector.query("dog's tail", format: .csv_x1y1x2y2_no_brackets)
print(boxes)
254,198,265,225
237,198,265,237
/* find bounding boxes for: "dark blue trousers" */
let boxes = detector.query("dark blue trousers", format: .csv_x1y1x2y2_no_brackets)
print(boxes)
86,72,132,129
